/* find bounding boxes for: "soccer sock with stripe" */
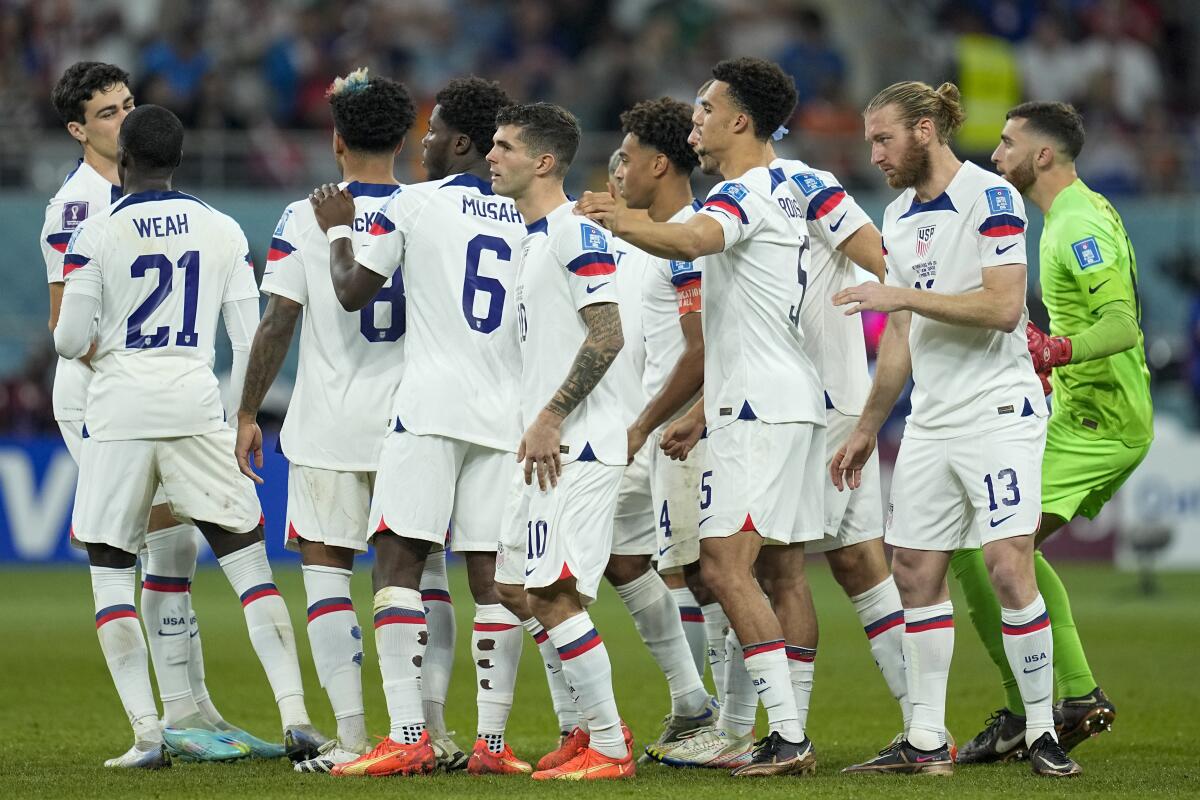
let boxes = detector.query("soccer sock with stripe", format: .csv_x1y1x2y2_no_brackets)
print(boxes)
91,565,162,744
668,586,708,680
140,524,204,727
949,548,1024,713
547,612,624,758
903,602,954,751
742,639,803,742
851,575,912,728
717,629,756,737
1001,595,1056,746
702,602,731,703
473,604,523,752
615,570,709,716
374,586,427,743
419,549,455,735
786,645,816,732
217,542,309,729
1034,551,1096,699
522,616,580,733
302,564,366,752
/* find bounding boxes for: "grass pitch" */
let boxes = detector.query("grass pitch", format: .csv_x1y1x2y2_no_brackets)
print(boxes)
1,562,1197,799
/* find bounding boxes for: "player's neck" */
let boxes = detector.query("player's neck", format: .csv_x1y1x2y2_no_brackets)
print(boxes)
647,177,695,223
82,148,120,187
912,145,962,203
717,138,775,180
448,158,491,184
123,174,172,195
340,153,398,186
513,180,568,226
1028,165,1079,215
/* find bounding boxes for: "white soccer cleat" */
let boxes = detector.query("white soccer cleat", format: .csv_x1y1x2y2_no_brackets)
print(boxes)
648,727,754,769
294,738,367,773
104,742,171,769
429,729,468,771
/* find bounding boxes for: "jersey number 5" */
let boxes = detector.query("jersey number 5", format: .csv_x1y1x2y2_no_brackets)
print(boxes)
787,235,810,328
126,251,200,349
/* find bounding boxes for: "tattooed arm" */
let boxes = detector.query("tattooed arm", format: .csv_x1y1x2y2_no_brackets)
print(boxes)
519,302,624,489
235,295,302,483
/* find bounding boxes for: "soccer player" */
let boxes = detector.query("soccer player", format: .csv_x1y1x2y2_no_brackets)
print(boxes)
54,105,324,768
306,77,531,777
949,100,1151,761
577,58,824,777
487,102,633,781
234,68,417,773
830,81,1080,777
42,62,267,762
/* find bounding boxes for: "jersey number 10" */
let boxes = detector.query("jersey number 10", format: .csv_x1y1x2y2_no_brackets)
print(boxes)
126,251,201,349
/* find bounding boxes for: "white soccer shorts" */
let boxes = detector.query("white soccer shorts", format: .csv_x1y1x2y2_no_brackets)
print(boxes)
496,459,624,604
72,427,261,553
649,433,705,572
611,443,655,557
809,408,883,554
60,420,168,506
284,464,375,553
698,419,825,546
368,428,512,553
885,416,1047,551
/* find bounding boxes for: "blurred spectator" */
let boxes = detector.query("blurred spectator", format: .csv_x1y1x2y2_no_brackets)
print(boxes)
1018,13,1088,104
775,7,847,111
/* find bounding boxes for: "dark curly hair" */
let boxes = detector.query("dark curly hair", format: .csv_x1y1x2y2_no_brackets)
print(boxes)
620,97,699,174
120,105,183,171
436,76,513,158
51,62,131,125
711,57,797,142
494,102,580,176
327,68,416,154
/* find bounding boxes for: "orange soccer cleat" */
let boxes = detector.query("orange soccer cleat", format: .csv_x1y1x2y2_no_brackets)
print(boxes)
466,739,532,775
330,732,436,777
531,744,636,781
536,727,590,771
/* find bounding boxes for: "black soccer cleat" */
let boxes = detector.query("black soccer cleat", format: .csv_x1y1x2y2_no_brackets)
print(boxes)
956,708,1028,764
1055,687,1116,752
1028,732,1082,777
729,731,816,777
841,737,953,776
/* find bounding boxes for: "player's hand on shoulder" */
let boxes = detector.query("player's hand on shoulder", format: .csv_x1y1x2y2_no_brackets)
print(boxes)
574,191,619,231
660,415,704,461
308,183,355,232
234,412,265,485
830,429,876,491
833,281,905,315
518,410,563,490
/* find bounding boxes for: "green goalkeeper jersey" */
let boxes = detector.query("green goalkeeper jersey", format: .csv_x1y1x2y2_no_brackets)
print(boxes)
1039,179,1153,446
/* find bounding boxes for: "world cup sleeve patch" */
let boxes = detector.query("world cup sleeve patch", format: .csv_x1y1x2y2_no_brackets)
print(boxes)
791,172,826,197
985,186,1014,214
273,208,293,236
62,201,88,230
580,223,608,252
720,182,748,202
1071,236,1103,269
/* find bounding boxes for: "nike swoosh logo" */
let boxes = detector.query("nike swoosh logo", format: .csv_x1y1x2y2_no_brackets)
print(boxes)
157,629,187,637
1023,662,1050,674
914,755,943,763
828,211,847,232
698,515,713,527
585,282,610,293
1088,280,1110,294
996,732,1025,751
658,544,674,556
989,514,1015,528
524,565,537,576
995,242,1018,255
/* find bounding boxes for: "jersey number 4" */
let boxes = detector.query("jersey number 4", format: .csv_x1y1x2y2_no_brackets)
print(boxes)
126,252,200,349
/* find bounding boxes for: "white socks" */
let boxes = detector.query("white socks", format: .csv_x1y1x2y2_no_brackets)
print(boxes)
218,542,308,729
717,629,756,737
91,565,161,744
903,601,954,751
473,603,523,750
523,616,580,733
302,564,366,751
786,645,816,732
741,638,803,742
668,586,708,680
374,586,427,743
140,525,203,727
419,550,455,735
702,602,730,702
851,576,911,728
1002,595,1056,746
614,571,708,716
547,613,624,758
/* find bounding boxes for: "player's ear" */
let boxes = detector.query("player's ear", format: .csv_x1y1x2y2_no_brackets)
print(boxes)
66,121,87,147
333,130,346,157
393,137,405,157
653,153,670,179
453,133,472,156
731,111,750,136
534,152,556,178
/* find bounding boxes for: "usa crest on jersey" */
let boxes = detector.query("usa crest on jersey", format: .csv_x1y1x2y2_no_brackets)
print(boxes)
916,225,935,258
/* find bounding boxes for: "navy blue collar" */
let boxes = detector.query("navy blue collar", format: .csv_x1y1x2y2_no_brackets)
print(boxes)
345,181,398,198
111,189,209,214
441,172,495,196
525,217,549,235
769,167,787,192
899,191,957,219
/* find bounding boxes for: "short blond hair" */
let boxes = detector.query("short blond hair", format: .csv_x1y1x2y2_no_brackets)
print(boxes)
865,81,966,143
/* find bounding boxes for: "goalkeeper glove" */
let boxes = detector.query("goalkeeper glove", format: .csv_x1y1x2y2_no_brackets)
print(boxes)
1026,321,1072,372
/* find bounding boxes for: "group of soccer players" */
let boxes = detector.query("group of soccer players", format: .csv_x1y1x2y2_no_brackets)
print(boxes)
43,52,1151,781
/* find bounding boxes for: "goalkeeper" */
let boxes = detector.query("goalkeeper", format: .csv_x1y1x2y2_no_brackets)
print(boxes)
954,101,1153,763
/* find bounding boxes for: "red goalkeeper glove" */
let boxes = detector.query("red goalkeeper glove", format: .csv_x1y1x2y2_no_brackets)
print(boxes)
1026,321,1072,373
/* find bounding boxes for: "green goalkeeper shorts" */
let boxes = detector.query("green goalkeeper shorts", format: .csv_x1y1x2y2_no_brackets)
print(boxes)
1042,417,1150,521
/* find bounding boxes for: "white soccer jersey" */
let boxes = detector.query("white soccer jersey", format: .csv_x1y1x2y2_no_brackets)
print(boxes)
355,173,526,452
697,167,825,431
773,158,875,415
61,190,260,441
41,160,122,421
515,201,626,465
640,201,703,405
261,181,405,471
610,234,648,424
881,160,1046,438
